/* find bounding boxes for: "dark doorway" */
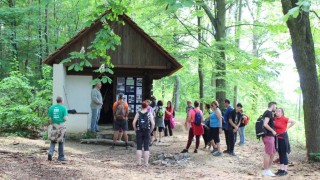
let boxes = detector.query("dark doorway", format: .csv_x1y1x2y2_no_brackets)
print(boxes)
99,80,114,124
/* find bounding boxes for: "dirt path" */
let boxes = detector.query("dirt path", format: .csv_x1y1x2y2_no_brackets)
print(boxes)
0,123,319,180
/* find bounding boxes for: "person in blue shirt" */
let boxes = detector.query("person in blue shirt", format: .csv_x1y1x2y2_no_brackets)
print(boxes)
222,99,234,154
209,101,223,157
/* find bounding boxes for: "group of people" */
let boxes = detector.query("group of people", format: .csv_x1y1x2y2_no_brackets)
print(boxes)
180,100,248,156
47,82,296,177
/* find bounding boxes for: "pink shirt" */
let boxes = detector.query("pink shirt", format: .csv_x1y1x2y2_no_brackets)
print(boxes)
189,108,203,127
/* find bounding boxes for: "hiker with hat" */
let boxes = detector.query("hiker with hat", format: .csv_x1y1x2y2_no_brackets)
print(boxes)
111,93,129,149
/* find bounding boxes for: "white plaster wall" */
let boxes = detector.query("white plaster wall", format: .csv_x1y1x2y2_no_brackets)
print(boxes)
65,113,90,133
52,64,66,105
65,75,92,130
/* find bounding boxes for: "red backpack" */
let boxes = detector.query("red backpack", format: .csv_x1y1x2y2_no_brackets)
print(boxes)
243,115,249,125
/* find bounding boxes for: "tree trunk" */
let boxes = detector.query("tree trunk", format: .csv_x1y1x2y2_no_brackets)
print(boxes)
233,0,242,107
197,6,204,110
202,0,227,106
53,0,59,50
38,0,43,79
8,0,18,61
44,1,49,57
161,80,165,100
173,76,180,112
248,0,262,112
281,0,320,161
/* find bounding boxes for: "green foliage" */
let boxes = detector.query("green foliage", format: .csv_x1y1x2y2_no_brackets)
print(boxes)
0,64,52,138
309,153,320,162
282,0,311,22
61,0,126,85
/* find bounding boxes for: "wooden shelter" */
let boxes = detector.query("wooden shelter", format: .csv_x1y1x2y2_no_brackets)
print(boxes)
43,12,182,132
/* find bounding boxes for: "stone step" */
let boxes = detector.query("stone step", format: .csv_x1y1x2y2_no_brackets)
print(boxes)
96,130,136,142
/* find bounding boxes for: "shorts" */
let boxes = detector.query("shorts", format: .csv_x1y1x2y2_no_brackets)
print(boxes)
136,130,151,151
114,119,128,131
154,127,164,132
263,136,276,155
209,127,220,144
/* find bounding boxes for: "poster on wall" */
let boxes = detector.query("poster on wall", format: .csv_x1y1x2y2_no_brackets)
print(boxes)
129,104,135,113
128,95,135,103
126,86,135,93
126,77,135,86
136,95,142,103
136,87,142,95
137,78,143,86
136,105,142,112
116,77,143,114
116,77,125,94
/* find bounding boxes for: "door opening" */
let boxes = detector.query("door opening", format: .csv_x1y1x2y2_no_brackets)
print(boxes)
99,80,114,124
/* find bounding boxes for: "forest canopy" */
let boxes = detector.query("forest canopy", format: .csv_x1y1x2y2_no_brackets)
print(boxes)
0,0,320,160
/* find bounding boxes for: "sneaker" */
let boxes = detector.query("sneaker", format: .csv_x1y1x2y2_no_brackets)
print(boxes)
223,150,230,153
211,148,218,154
194,149,198,153
143,164,150,168
278,170,288,176
213,152,222,157
229,152,236,156
58,157,67,161
180,149,188,153
262,169,276,177
48,154,52,161
275,169,282,175
110,145,115,149
153,139,158,142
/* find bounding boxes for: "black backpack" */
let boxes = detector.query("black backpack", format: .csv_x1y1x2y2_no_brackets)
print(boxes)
255,115,266,140
138,111,149,131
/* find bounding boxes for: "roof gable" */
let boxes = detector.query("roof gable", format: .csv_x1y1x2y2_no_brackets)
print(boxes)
43,13,182,77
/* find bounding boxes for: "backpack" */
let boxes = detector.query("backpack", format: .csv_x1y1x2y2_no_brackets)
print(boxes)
193,109,202,126
243,116,249,125
115,101,125,118
156,106,164,118
255,115,266,140
138,111,149,131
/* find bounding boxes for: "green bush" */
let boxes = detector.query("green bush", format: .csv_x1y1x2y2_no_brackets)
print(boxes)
0,68,52,138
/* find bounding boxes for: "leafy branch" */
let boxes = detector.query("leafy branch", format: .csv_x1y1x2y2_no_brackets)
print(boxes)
61,0,126,85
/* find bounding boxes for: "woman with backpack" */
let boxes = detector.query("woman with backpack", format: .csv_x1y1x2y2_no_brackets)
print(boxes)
132,102,155,167
209,100,223,156
153,100,165,143
273,108,296,176
181,101,204,153
202,103,212,149
164,101,174,137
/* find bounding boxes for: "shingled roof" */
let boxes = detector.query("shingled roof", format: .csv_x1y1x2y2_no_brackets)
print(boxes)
43,12,182,76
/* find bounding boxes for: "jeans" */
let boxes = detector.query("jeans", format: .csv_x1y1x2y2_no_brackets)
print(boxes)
49,142,64,160
238,126,245,145
91,108,101,132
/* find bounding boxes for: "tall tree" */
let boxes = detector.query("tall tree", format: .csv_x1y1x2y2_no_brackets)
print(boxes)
38,0,43,79
197,5,204,110
201,0,227,106
281,0,320,161
8,0,18,61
